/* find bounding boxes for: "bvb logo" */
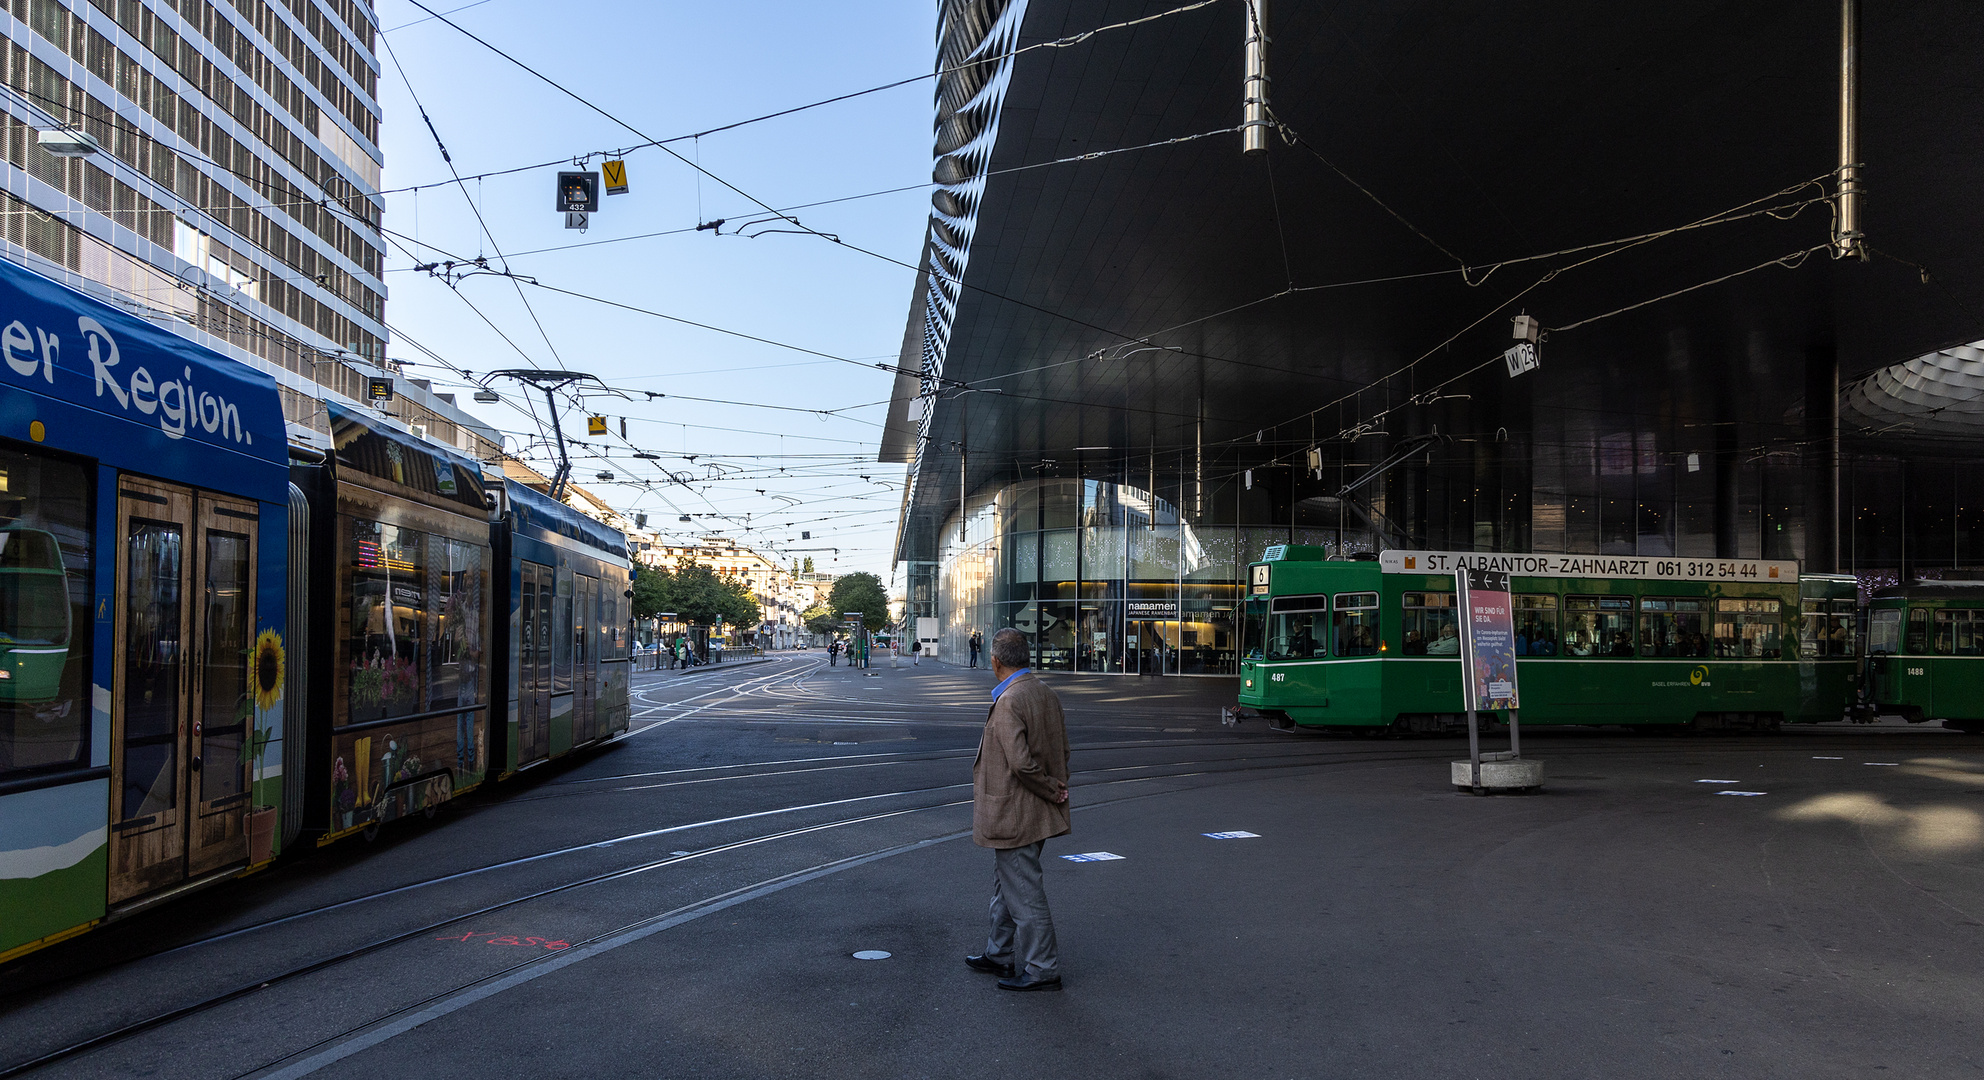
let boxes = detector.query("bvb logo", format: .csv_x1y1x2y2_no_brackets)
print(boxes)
1689,665,1708,686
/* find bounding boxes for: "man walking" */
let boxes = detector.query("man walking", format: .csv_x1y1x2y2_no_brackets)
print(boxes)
968,631,982,669
829,638,840,666
965,628,1070,992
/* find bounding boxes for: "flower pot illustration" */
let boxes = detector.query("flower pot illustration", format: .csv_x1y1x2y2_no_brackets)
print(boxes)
247,805,277,864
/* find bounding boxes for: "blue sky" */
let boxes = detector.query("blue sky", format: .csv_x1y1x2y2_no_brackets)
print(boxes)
374,0,937,585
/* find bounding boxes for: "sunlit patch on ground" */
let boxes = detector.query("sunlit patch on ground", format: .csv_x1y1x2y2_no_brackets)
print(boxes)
1776,791,1984,853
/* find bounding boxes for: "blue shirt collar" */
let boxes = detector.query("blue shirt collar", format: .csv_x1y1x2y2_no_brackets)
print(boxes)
991,668,1031,702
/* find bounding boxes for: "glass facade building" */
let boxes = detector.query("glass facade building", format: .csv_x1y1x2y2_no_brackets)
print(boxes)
0,0,496,455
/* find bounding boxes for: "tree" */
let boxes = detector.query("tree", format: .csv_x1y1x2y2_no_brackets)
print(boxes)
802,556,815,573
790,559,800,575
630,564,672,621
802,604,839,636
827,572,889,632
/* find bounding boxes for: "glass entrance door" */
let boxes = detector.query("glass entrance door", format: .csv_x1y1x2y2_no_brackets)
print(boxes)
1128,620,1179,676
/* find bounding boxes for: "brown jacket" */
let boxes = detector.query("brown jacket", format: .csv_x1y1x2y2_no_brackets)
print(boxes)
972,672,1071,849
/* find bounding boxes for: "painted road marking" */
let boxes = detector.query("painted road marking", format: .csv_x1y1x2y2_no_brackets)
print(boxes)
852,950,891,960
1864,762,1900,766
1061,852,1125,862
1203,831,1260,839
1695,780,1740,784
1715,791,1767,796
1813,756,1844,760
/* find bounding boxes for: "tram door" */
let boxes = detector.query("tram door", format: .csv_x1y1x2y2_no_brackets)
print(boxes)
573,574,597,743
109,480,258,904
518,561,552,763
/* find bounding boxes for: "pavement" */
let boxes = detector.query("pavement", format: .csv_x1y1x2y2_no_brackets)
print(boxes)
4,654,1983,1078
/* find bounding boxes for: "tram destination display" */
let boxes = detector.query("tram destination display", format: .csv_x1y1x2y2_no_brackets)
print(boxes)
1382,549,1796,583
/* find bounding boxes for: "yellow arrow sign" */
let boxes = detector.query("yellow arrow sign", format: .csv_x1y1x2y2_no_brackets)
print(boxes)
602,159,628,196
588,415,607,436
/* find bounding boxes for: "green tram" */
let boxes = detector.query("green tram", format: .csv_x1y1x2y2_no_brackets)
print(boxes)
1865,584,1984,732
1231,547,1859,732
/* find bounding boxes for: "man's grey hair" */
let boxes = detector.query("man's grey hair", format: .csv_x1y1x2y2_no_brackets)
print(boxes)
991,627,1030,669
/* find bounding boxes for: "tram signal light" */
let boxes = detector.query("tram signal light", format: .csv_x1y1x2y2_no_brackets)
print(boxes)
588,415,607,436
556,171,600,213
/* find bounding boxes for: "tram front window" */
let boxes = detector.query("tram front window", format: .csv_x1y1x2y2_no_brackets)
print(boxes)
1868,608,1901,655
1713,598,1782,658
1333,592,1378,656
1266,594,1327,660
1242,599,1267,660
1565,596,1634,657
1641,598,1710,657
1402,592,1458,655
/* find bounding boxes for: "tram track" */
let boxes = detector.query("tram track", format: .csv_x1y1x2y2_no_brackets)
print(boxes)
0,742,1471,1079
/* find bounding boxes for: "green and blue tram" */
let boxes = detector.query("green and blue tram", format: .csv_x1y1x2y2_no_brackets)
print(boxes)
1234,547,1857,732
1865,584,1984,732
0,254,292,962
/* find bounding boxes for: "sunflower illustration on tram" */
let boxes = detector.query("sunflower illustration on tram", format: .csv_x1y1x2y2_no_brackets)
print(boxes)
253,628,285,711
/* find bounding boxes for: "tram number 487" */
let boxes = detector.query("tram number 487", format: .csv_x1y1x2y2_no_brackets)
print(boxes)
1270,673,1286,682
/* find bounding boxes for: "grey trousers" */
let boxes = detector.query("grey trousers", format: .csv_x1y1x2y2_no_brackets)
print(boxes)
984,840,1059,979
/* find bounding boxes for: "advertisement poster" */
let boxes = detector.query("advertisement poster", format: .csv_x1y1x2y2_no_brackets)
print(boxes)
1456,567,1520,711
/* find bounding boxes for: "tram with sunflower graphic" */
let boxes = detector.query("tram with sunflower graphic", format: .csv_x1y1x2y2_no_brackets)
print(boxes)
1231,546,1860,732
0,256,631,965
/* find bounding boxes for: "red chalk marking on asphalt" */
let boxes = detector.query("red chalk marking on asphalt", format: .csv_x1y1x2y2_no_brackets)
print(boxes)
434,930,571,951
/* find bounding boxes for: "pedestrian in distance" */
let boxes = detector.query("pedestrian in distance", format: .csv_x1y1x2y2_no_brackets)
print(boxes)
964,627,1070,992
968,630,982,669
911,638,922,665
829,638,840,666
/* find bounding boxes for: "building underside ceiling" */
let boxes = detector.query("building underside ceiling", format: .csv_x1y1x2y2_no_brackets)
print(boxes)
888,0,1984,562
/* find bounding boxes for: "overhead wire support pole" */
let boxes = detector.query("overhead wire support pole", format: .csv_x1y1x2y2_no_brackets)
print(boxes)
480,369,606,500
1834,0,1867,260
1242,0,1270,156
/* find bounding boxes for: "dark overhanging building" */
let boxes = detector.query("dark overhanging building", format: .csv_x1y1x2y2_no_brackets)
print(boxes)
882,0,1984,676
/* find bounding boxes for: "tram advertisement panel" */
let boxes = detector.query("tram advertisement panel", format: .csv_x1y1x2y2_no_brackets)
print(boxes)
1456,568,1519,710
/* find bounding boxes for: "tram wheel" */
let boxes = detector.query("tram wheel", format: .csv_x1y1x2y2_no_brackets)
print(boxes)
362,822,381,842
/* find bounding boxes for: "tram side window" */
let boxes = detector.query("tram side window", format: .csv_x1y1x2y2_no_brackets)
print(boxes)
1905,607,1928,654
1831,600,1857,657
1266,594,1327,660
0,446,91,777
1513,594,1558,655
1333,592,1378,656
1564,596,1635,657
1713,598,1783,659
1641,598,1710,658
1932,609,1984,656
348,520,427,725
424,536,487,710
1402,592,1458,655
1800,601,1855,658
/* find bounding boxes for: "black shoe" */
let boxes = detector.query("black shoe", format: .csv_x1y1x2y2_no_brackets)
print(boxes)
964,954,1015,977
996,973,1063,992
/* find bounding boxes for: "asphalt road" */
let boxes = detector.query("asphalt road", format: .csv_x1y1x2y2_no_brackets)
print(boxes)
4,655,1982,1079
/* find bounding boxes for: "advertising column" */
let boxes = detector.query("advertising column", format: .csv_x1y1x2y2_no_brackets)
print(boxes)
1455,567,1526,793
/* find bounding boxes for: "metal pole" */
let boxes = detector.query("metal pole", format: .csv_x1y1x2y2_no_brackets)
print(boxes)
1242,0,1270,155
1834,0,1866,260
1458,569,1483,794
1508,708,1521,760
